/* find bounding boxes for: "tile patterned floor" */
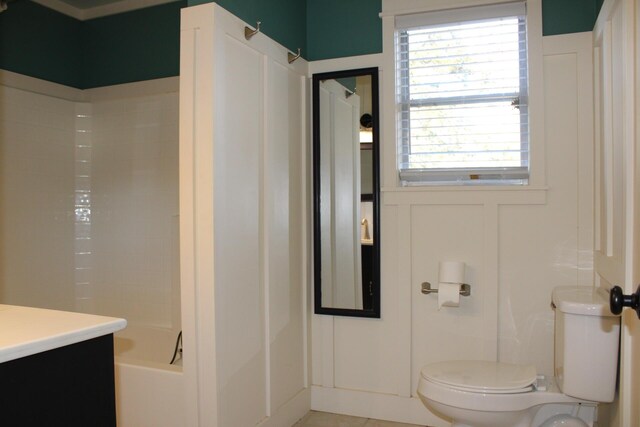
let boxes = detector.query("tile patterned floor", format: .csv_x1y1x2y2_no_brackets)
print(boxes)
292,411,429,427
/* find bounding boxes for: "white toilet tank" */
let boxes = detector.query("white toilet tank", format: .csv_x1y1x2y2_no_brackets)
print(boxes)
552,286,620,402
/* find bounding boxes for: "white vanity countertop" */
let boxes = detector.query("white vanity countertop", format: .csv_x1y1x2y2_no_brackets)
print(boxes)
0,304,126,363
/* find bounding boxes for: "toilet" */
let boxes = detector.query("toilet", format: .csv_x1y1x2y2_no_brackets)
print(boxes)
417,286,621,427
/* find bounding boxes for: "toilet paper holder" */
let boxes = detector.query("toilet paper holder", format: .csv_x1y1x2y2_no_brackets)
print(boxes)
421,282,471,296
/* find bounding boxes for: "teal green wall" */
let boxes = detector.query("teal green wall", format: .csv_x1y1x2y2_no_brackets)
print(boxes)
188,0,306,58
306,0,382,61
542,0,602,36
82,1,185,88
305,0,604,60
0,1,83,88
336,77,357,93
0,0,608,89
0,1,183,89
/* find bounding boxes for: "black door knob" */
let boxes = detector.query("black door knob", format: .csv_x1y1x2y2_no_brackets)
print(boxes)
610,285,640,318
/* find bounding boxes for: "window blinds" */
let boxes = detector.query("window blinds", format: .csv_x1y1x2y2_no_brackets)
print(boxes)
396,2,529,185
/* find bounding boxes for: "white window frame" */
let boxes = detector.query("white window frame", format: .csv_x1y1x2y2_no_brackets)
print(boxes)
380,0,545,191
396,2,529,186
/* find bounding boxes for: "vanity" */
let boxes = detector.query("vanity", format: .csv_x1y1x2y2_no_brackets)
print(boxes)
0,304,126,426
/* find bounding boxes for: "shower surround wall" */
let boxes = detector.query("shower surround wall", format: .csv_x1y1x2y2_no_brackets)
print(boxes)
90,87,179,328
0,80,77,311
0,71,180,333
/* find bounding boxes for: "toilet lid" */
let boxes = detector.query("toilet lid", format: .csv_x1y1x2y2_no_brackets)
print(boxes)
421,360,537,392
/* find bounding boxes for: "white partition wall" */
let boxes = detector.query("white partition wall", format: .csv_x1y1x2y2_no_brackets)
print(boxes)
180,4,309,426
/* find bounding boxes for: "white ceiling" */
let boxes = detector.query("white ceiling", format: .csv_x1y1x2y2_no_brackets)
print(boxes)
33,0,177,20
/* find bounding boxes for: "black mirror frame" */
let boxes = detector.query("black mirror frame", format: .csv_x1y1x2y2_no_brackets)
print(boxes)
312,67,381,318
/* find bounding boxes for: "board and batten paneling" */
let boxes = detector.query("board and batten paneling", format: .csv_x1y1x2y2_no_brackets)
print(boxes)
310,32,594,427
499,33,594,376
180,4,309,426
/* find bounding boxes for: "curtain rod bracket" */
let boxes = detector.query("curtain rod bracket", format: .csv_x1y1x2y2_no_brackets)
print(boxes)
244,21,261,40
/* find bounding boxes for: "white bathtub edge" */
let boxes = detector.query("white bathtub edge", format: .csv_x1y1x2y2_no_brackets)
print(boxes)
115,355,183,373
115,355,185,427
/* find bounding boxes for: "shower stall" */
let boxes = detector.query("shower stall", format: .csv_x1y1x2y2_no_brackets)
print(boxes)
0,72,184,426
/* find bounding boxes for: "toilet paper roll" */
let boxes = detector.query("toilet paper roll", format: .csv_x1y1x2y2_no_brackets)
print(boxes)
438,282,461,310
438,261,466,284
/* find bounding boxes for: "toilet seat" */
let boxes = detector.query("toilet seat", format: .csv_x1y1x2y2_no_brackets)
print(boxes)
427,381,535,394
420,360,538,394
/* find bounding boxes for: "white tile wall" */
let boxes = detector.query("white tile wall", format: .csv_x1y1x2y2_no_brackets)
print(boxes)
0,77,180,331
90,92,179,328
0,86,77,311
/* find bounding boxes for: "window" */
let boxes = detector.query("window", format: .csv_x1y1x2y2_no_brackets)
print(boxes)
396,2,529,185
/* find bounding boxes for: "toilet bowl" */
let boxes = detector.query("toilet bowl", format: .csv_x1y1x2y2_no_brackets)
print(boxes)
417,287,620,427
417,361,589,427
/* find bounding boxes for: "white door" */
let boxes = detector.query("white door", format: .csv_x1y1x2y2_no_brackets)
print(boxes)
593,0,640,425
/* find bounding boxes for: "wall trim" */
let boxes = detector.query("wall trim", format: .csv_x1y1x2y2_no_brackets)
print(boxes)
308,54,384,76
0,69,87,102
382,188,548,206
86,77,179,101
380,0,517,17
542,31,594,54
0,69,178,103
32,0,179,21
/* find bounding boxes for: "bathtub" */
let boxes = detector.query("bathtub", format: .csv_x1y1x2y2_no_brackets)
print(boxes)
114,324,185,427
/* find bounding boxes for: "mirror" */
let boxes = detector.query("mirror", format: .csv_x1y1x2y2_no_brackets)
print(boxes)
313,68,380,318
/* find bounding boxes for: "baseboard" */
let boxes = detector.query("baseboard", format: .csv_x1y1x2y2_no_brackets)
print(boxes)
257,387,311,427
311,385,449,426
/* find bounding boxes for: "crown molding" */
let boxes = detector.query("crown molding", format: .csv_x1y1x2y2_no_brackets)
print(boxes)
32,0,178,20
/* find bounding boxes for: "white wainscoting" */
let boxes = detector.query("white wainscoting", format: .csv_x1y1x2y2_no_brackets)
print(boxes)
309,32,594,427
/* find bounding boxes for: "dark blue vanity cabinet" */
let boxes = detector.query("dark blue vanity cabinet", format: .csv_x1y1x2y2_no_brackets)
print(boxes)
0,334,117,427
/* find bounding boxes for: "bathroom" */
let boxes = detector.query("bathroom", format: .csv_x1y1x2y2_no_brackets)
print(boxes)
0,0,638,426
